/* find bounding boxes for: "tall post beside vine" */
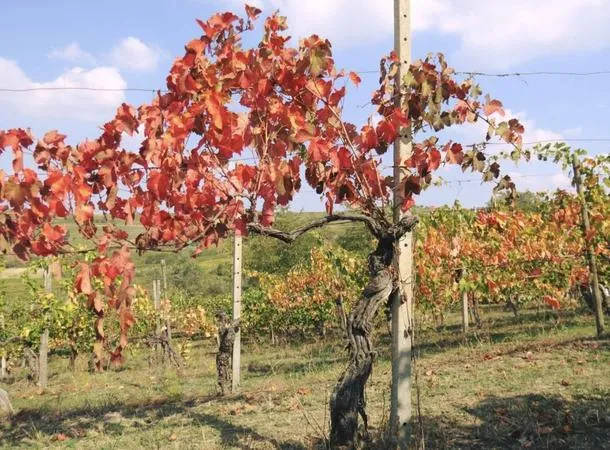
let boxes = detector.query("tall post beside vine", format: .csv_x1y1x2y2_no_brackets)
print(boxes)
391,0,414,446
572,156,605,336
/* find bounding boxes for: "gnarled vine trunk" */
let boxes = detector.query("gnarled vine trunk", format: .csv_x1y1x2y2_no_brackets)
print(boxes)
505,297,519,317
69,345,78,371
469,293,483,328
330,236,395,449
579,283,610,316
216,313,240,396
248,213,417,449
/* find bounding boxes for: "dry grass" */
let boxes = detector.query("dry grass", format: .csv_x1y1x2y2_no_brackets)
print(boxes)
0,308,608,449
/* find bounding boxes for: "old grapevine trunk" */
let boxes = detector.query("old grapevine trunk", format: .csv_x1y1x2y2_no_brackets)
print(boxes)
216,313,240,396
330,235,395,448
248,213,416,448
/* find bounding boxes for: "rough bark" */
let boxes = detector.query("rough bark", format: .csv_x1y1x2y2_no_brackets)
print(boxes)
248,214,417,448
93,314,105,372
216,314,239,396
470,294,483,328
146,328,184,368
38,328,49,389
579,283,610,316
69,346,78,372
330,235,395,449
505,298,519,317
24,347,39,381
0,388,14,417
87,352,96,373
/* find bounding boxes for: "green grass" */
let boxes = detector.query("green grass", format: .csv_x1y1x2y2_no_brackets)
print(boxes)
1,309,609,449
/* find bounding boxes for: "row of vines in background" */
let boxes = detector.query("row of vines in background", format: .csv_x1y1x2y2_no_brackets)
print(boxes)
0,254,218,380
238,186,609,340
0,186,607,381
416,189,609,323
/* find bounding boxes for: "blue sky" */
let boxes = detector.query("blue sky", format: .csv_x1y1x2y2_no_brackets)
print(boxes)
1,0,609,210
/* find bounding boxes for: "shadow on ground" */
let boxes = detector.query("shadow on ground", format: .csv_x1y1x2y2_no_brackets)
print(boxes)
2,386,609,449
419,394,610,450
374,310,601,360
0,394,309,449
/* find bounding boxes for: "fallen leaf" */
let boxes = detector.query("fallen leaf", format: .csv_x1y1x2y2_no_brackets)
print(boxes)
296,387,311,396
53,433,68,442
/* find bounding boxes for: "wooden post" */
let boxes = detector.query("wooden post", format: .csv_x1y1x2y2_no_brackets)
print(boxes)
572,156,605,336
232,234,242,392
462,289,469,334
160,262,172,340
38,267,52,389
391,0,413,446
161,259,167,294
160,262,172,341
153,279,162,340
0,309,4,379
152,280,160,310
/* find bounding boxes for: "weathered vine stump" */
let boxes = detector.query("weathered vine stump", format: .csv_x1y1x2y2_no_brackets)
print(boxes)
579,283,610,316
216,312,239,396
470,293,483,328
0,388,14,417
68,346,78,372
146,327,184,368
330,226,411,449
248,213,417,448
505,298,519,317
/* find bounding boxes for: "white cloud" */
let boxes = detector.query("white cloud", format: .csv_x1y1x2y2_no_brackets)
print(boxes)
121,125,145,151
110,37,160,72
222,0,393,49
509,170,572,193
48,42,96,65
439,108,573,192
413,0,610,69
0,58,126,122
513,111,563,146
221,0,610,67
478,110,572,193
454,108,563,151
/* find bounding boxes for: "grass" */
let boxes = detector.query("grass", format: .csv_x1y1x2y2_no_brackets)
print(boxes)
1,308,609,449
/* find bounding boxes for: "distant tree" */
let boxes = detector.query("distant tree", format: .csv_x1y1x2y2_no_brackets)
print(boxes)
488,190,548,212
245,212,323,274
